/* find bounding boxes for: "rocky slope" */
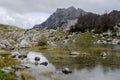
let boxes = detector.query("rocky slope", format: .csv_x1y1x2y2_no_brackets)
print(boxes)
0,24,120,51
34,6,87,29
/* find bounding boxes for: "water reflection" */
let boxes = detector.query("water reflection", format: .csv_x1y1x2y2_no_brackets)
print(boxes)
14,51,120,80
56,65,120,80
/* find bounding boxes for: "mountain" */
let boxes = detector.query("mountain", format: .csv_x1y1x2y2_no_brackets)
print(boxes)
0,24,22,31
34,6,87,29
109,10,120,22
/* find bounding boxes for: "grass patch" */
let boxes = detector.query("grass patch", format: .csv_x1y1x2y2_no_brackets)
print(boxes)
0,57,18,68
0,24,21,31
0,49,11,55
41,71,53,77
48,54,66,62
89,47,118,52
47,47,70,53
0,70,17,80
21,72,36,80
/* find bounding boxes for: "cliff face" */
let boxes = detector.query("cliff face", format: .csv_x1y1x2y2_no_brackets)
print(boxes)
34,6,87,29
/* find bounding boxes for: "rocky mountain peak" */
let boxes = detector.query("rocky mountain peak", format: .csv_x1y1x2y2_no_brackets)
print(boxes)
33,6,87,29
67,6,76,10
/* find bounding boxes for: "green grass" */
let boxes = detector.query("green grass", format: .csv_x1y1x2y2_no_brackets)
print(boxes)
0,57,19,68
0,49,11,56
48,54,66,62
21,72,36,80
0,24,21,31
0,70,17,80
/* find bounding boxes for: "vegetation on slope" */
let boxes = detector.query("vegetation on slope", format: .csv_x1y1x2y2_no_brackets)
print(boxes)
0,24,22,31
69,12,118,33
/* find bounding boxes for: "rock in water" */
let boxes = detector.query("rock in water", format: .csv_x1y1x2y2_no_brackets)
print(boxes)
40,62,48,66
62,68,72,74
70,52,80,55
34,57,40,61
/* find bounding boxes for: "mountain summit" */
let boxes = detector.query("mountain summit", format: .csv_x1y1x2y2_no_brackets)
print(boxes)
34,6,87,29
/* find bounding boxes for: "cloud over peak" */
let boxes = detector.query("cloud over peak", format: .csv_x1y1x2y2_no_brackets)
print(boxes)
0,0,120,28
0,7,49,29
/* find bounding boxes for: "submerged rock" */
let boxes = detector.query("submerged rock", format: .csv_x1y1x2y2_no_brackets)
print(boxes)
18,55,27,59
40,62,48,66
70,52,80,55
35,57,40,61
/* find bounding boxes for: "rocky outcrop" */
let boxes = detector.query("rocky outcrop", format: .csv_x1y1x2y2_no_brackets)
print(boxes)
0,40,14,50
96,28,120,45
34,6,86,29
15,39,31,48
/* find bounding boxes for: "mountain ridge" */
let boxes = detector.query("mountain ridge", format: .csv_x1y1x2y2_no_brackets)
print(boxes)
34,6,120,30
34,6,87,29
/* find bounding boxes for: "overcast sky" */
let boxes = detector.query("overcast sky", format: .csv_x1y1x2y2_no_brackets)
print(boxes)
0,0,120,29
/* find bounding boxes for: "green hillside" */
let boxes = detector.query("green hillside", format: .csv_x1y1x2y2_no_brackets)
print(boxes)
0,24,22,31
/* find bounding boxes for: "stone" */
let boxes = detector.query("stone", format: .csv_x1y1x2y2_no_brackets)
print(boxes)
112,39,120,45
11,51,20,58
18,55,27,59
62,68,72,74
70,52,80,55
0,40,13,49
16,39,31,48
12,65,30,70
1,67,12,73
100,52,107,57
40,62,48,66
34,57,40,61
47,41,57,47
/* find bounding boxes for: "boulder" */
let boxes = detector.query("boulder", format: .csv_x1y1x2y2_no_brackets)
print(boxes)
11,51,20,58
18,55,27,59
12,65,30,70
40,62,48,66
34,57,40,61
100,52,107,57
16,39,31,48
112,39,120,45
70,52,80,55
0,40,13,49
0,44,6,49
62,68,72,74
47,41,57,47
1,67,12,73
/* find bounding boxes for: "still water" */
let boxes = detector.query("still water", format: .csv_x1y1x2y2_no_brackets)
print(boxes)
15,49,120,80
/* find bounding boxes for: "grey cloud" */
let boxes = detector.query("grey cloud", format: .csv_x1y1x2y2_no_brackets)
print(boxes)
0,7,49,29
0,0,120,29
0,0,120,14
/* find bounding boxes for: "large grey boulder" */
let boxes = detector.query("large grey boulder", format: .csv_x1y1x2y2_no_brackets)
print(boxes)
0,44,6,49
0,40,14,49
16,39,31,48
